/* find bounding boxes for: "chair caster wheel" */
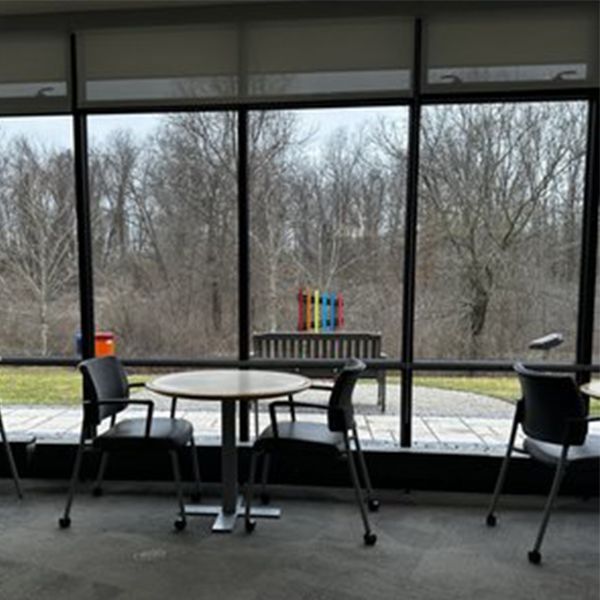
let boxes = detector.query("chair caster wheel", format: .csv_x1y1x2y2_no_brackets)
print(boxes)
528,550,541,565
58,517,71,529
363,532,377,546
190,493,201,503
260,493,270,505
92,487,103,497
486,514,497,527
174,518,187,531
368,499,380,512
245,519,256,533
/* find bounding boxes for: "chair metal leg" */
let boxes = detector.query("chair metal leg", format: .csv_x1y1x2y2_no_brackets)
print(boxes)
486,406,520,527
253,401,260,438
190,436,202,501
92,451,109,497
0,409,22,499
287,394,297,422
170,450,187,531
343,435,376,546
528,445,570,564
59,430,86,528
260,452,271,505
244,450,259,532
352,426,378,511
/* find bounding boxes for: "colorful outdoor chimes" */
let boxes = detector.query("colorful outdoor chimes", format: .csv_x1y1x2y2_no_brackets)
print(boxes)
297,288,344,332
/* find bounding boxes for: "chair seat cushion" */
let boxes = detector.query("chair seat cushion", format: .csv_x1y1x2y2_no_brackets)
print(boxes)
524,433,600,466
255,421,345,455
94,417,193,450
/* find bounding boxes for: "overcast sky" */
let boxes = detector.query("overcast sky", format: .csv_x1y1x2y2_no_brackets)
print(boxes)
0,106,406,151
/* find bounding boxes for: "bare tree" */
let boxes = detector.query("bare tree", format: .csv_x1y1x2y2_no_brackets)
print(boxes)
0,138,77,355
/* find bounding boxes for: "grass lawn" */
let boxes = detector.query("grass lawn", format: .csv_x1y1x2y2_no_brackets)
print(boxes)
0,367,597,415
414,375,520,401
0,367,147,406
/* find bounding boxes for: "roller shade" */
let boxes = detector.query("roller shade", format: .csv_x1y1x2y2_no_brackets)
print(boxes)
245,17,413,99
0,32,69,113
78,17,413,106
80,24,239,106
425,5,598,92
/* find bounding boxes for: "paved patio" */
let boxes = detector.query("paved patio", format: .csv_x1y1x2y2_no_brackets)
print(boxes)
1,384,526,452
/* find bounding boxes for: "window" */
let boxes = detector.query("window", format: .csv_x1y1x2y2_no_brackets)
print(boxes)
415,102,587,361
249,106,408,446
412,101,588,447
88,112,238,358
0,116,77,357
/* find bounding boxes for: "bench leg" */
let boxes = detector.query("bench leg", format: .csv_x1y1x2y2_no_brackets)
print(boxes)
377,372,386,413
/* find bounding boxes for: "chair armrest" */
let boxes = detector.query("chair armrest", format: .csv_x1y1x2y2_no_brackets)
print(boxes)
268,401,328,437
122,400,155,437
310,384,334,392
128,382,146,389
87,399,155,437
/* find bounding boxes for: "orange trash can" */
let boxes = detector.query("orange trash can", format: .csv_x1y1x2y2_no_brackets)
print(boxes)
94,332,116,357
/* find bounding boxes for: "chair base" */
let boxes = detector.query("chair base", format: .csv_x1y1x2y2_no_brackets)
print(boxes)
368,498,380,512
364,532,377,546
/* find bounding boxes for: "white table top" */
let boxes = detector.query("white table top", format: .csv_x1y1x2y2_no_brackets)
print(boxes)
580,381,600,399
146,369,311,401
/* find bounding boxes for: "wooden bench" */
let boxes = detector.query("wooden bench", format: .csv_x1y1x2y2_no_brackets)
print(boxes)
252,332,387,412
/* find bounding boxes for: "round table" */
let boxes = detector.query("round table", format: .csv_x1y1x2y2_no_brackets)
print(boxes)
146,369,311,532
580,381,600,399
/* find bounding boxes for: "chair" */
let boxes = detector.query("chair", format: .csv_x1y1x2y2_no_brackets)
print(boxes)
244,358,379,545
0,405,23,498
58,356,201,531
486,362,600,564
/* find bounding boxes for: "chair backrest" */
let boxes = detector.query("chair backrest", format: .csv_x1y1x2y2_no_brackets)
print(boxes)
79,356,130,426
514,362,587,445
327,358,366,432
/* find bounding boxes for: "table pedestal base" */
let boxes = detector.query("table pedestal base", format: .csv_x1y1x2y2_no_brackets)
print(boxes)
185,497,281,533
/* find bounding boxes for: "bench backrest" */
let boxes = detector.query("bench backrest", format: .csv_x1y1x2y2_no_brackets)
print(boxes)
252,332,382,359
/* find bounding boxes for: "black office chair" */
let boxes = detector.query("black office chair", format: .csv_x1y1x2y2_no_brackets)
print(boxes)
244,358,379,545
59,356,202,531
486,362,600,564
0,405,23,499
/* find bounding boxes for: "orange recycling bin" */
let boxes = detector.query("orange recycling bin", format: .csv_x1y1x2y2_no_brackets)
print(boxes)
94,332,116,357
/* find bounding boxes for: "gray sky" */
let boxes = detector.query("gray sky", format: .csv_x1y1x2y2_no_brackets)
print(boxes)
0,106,406,151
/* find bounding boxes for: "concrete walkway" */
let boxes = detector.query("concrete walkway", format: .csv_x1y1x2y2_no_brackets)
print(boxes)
0,384,522,451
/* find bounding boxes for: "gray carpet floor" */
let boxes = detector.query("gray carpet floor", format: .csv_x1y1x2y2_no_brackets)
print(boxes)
0,481,598,600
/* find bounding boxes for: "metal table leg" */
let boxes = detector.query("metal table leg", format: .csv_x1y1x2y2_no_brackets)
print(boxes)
184,399,280,532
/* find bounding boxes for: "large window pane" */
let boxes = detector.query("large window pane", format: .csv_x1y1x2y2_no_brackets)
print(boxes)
413,101,588,448
89,112,238,358
415,102,587,362
0,117,77,356
250,107,408,446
